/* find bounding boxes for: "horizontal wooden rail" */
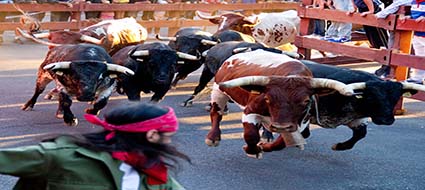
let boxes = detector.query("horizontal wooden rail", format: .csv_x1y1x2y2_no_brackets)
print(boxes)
294,36,390,64
0,2,298,32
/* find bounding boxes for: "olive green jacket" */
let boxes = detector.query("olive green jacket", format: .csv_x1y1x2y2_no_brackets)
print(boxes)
0,136,185,190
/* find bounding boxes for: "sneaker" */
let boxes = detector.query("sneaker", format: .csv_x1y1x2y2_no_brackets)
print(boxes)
374,65,390,77
327,37,351,43
321,36,333,41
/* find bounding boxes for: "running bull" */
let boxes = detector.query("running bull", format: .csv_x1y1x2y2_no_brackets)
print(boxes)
181,41,302,107
16,18,148,54
21,44,134,126
196,10,300,47
293,61,425,151
209,49,358,158
112,42,199,102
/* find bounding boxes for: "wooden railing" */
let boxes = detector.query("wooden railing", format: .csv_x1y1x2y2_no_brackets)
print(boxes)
0,2,299,35
296,0,425,113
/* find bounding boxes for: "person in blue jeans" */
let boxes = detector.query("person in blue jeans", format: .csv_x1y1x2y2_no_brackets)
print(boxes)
323,0,354,42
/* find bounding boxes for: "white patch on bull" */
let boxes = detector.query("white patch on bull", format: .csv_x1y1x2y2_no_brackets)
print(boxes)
211,83,245,114
347,118,368,128
225,49,299,69
250,10,300,47
218,16,227,31
242,113,270,127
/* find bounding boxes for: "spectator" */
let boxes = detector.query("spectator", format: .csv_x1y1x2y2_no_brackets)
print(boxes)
113,0,129,19
141,0,156,21
0,0,14,43
323,0,354,42
100,0,115,20
348,0,390,77
49,0,73,22
310,0,326,37
125,0,150,18
0,102,190,189
85,0,103,19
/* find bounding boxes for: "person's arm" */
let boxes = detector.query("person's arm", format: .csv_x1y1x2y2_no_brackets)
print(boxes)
360,0,375,16
0,145,50,178
347,0,358,15
375,0,412,19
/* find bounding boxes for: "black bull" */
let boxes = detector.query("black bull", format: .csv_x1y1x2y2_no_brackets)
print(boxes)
262,60,424,152
112,42,199,102
21,44,134,126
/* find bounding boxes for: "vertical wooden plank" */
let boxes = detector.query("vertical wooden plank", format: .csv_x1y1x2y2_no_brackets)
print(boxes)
393,30,414,115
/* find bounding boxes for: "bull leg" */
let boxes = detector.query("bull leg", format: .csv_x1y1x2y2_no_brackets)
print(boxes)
151,86,169,103
259,135,286,152
332,123,367,151
85,98,108,115
59,92,78,126
181,68,215,107
171,74,186,88
22,75,52,111
242,122,263,159
206,102,223,147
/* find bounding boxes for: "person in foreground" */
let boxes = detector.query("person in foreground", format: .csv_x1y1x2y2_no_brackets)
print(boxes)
0,102,190,190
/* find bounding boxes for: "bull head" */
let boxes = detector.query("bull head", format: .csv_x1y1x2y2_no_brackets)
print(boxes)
219,76,356,96
131,50,200,61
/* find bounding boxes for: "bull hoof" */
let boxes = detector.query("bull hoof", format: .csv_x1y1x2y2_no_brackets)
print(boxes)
205,138,220,147
331,143,353,151
65,118,78,127
180,100,193,107
243,145,263,159
56,112,64,119
21,104,33,111
85,108,100,115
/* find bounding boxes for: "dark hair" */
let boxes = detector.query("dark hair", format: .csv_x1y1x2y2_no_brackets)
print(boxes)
73,102,190,171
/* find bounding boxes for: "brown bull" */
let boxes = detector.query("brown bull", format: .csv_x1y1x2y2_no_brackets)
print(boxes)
209,49,358,159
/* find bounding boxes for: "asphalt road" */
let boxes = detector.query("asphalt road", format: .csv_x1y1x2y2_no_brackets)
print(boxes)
0,36,424,190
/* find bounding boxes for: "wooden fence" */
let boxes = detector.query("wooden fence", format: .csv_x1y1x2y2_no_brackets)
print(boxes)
296,0,425,113
0,2,298,35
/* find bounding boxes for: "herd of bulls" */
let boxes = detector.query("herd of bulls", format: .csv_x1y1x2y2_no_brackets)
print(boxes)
17,11,425,159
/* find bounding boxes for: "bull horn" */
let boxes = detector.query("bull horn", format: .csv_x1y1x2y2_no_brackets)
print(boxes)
177,52,200,60
243,16,258,25
195,10,221,20
310,78,355,96
80,35,103,44
16,27,61,47
156,34,176,41
233,47,252,54
43,61,71,70
201,39,218,45
201,50,209,57
401,82,425,92
219,76,270,88
131,50,149,56
347,82,366,90
282,51,305,60
106,64,135,76
33,32,51,38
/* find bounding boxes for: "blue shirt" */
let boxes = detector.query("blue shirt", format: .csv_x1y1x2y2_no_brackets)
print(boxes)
410,0,425,36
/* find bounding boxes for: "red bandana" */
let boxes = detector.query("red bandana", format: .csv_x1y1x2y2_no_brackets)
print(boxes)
84,107,178,140
112,152,168,185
